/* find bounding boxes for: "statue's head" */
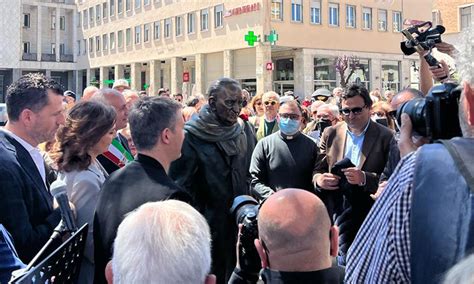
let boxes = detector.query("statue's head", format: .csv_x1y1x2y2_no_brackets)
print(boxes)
207,78,243,126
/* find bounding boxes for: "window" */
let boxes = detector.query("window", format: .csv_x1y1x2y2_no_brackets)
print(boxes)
393,11,402,32
154,21,161,39
83,10,88,27
314,57,337,90
118,0,123,14
110,0,115,16
144,0,150,6
346,5,356,28
310,0,320,24
77,12,81,27
135,25,141,44
144,23,150,42
271,0,283,20
126,0,131,11
135,0,141,9
96,36,100,51
51,43,56,54
103,2,108,18
291,0,302,22
164,18,172,38
96,4,101,22
103,34,108,50
378,9,387,31
362,7,372,30
51,15,56,29
89,38,93,52
83,39,87,54
23,42,30,53
60,16,65,30
215,4,223,28
126,28,131,46
328,3,339,26
175,16,182,36
382,61,400,92
59,44,65,55
23,13,30,28
460,6,472,31
77,40,81,55
187,12,195,34
89,7,94,23
118,30,123,47
200,9,209,31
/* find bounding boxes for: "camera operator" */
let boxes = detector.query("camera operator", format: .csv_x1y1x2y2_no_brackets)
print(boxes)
229,189,344,284
346,26,474,284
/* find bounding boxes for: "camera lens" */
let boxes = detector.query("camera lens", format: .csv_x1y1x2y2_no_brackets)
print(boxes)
396,98,429,137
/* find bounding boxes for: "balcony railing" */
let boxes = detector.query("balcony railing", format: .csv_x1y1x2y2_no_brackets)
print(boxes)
22,53,37,61
60,54,74,62
41,53,56,62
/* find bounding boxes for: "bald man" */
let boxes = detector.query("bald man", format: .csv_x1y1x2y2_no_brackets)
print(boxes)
81,85,99,101
230,189,345,283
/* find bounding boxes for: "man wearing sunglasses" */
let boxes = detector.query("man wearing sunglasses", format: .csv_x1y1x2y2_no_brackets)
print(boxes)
313,84,395,265
256,91,280,141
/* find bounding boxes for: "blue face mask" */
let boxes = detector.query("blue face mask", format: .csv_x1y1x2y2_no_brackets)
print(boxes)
279,117,300,135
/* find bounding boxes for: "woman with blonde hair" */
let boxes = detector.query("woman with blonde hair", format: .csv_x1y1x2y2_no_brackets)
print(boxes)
248,93,265,129
50,100,116,283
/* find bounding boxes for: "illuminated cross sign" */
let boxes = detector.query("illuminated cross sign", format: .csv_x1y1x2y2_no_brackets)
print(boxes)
265,30,278,45
244,31,258,46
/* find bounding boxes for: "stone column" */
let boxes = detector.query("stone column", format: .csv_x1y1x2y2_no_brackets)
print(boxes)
170,57,183,95
223,50,233,78
45,70,51,77
72,8,78,62
195,53,205,95
12,69,22,82
400,59,412,90
55,7,61,62
86,68,92,86
114,64,124,80
149,60,161,96
74,70,81,94
371,58,382,91
294,49,314,99
256,44,272,95
99,66,109,88
130,63,141,90
37,5,42,61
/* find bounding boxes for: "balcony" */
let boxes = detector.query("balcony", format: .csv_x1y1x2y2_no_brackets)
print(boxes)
41,53,56,62
60,54,73,62
22,53,37,61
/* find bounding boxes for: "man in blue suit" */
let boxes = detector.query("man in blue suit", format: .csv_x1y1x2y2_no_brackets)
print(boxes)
0,73,65,262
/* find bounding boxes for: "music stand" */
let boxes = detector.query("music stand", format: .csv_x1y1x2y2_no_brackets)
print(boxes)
11,224,88,284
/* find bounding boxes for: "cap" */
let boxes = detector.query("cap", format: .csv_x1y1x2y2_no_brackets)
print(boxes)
64,90,76,101
113,79,130,90
311,88,332,102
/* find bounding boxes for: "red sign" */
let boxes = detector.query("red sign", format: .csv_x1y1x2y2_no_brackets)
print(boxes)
183,72,190,82
266,62,274,71
224,3,260,18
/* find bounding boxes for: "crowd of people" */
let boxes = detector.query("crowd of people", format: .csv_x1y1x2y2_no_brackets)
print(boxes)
0,26,473,284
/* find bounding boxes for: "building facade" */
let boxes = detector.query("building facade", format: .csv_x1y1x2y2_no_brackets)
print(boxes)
1,0,434,102
432,0,473,43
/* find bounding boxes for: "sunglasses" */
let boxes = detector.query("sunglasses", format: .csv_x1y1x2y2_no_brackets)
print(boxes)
264,101,277,106
256,101,262,106
340,105,366,116
279,113,300,120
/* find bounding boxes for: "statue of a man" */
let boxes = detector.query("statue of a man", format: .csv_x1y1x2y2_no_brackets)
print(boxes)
169,78,256,284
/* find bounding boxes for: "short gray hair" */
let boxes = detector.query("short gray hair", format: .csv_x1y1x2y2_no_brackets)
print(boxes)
456,25,474,138
93,88,123,101
317,103,339,118
112,200,212,284
443,254,474,284
129,96,182,150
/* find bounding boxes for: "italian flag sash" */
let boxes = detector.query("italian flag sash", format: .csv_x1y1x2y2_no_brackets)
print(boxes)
102,138,134,168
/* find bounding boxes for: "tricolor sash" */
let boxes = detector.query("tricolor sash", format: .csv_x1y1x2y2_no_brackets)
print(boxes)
102,138,134,168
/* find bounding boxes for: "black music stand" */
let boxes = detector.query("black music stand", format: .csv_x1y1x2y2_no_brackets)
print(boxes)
11,224,88,284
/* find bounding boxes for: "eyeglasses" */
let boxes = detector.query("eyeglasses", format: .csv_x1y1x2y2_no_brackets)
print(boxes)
340,105,366,116
279,113,300,120
264,100,277,106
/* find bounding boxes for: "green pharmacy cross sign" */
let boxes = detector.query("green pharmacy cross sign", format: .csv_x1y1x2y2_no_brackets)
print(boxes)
244,31,259,46
265,30,278,45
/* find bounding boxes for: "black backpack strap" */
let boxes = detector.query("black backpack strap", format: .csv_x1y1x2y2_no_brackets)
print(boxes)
438,139,474,192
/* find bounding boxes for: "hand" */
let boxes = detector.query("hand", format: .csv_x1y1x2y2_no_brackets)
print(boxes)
53,200,77,220
371,181,388,200
235,224,243,269
342,167,364,185
435,42,457,57
316,173,340,190
429,60,450,82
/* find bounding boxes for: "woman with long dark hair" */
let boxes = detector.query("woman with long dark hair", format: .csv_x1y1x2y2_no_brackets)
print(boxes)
50,100,116,283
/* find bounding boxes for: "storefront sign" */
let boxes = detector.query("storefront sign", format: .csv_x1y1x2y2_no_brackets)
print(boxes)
183,72,190,82
266,62,274,71
225,3,260,18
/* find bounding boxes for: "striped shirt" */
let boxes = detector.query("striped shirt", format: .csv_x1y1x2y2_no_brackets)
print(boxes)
345,151,417,283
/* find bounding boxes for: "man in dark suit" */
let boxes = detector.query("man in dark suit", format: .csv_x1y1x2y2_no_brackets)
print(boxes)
313,84,395,264
93,88,132,174
0,73,65,262
94,96,189,283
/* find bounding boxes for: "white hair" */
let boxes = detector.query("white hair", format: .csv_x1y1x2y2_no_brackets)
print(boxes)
443,254,474,284
112,200,212,284
317,103,339,118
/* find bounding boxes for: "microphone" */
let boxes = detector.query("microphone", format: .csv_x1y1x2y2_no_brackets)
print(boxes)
50,180,77,233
